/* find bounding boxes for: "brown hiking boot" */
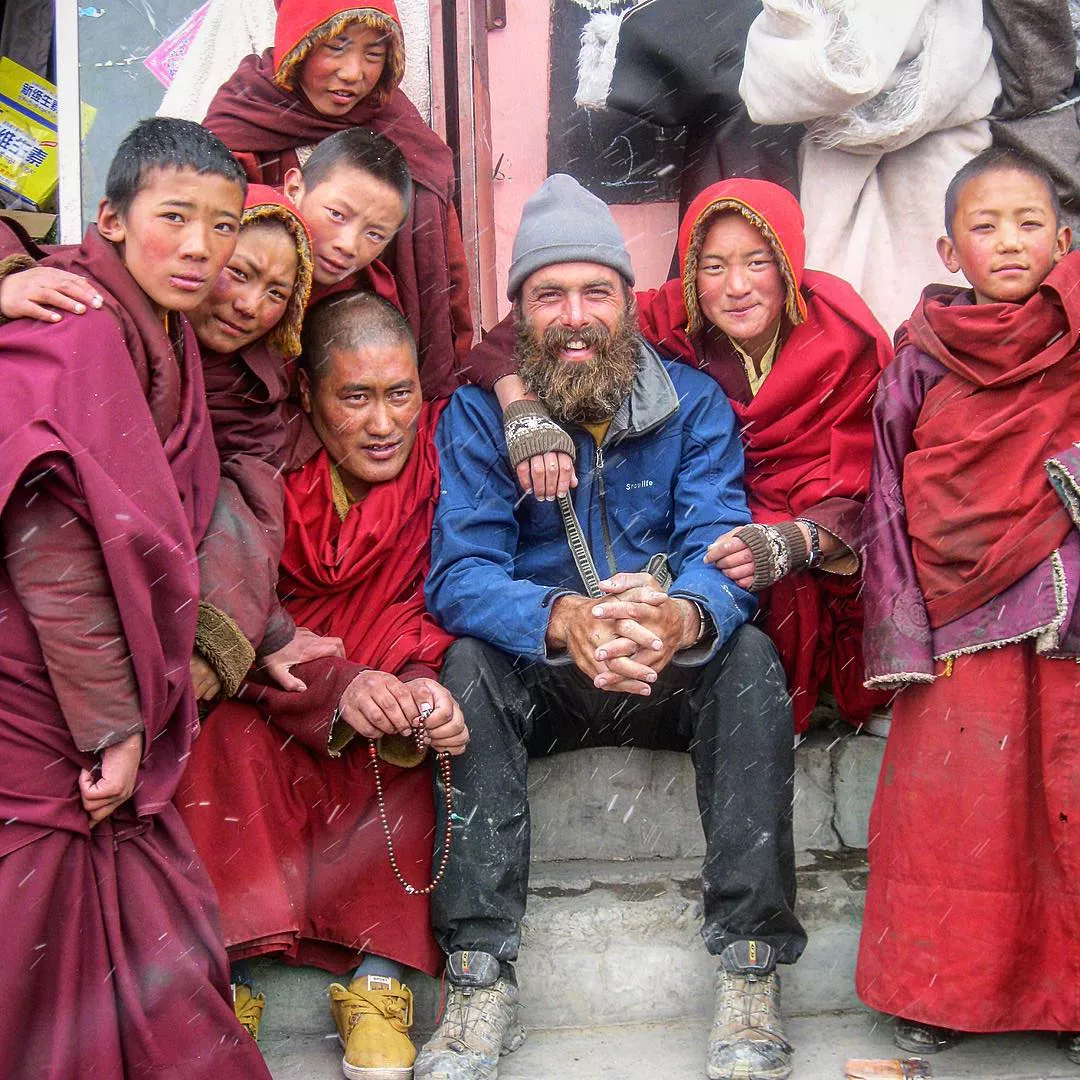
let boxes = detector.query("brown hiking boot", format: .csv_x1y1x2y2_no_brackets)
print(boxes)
707,941,792,1080
413,951,526,1080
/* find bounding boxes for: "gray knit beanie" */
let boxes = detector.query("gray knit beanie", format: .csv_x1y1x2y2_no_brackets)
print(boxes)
506,174,635,299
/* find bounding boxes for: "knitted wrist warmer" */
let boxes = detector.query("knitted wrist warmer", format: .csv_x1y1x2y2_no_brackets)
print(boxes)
733,521,809,591
503,399,576,470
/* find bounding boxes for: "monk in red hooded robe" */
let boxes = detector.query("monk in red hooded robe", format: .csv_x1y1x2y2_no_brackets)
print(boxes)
467,178,893,735
204,0,472,394
0,118,270,1079
177,290,467,1078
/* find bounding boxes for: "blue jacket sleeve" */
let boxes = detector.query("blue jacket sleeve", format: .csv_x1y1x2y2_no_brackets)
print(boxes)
425,388,569,659
664,374,757,663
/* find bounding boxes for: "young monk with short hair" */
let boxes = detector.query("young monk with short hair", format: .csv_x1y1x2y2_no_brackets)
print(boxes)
0,117,271,1078
856,147,1080,1061
205,0,473,393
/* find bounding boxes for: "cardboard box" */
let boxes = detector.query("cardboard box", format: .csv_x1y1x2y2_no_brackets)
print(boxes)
0,57,96,211
0,208,56,240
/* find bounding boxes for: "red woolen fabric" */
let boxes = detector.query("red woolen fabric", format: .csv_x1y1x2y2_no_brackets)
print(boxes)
0,229,267,1077
856,644,1080,1032
203,2,471,396
896,253,1080,627
178,402,451,974
278,401,453,671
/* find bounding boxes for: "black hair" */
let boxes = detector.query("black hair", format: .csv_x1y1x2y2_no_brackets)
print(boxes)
944,147,1062,238
300,290,417,387
104,117,247,217
300,127,412,214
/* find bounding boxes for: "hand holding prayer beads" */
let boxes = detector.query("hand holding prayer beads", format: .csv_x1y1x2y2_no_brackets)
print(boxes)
369,701,454,897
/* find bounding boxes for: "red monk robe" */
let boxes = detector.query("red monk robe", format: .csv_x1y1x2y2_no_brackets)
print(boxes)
204,0,473,396
177,401,452,976
466,179,893,733
0,227,270,1079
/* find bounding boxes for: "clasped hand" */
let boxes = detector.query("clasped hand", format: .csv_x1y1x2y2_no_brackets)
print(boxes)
549,573,700,696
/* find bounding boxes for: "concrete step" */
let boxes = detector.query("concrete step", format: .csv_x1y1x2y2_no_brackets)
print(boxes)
245,851,867,1038
261,1011,1080,1080
526,726,886,863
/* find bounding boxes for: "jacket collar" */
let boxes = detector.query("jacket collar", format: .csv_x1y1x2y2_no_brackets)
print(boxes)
605,338,680,443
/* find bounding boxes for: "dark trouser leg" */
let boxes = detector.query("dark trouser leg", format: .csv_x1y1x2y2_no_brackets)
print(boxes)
432,637,535,963
687,624,806,964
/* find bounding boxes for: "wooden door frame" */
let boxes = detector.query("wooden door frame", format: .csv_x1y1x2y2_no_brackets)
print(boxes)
430,0,498,337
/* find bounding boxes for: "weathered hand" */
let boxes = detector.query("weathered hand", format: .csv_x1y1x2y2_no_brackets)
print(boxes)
590,574,699,691
545,594,638,688
79,731,143,826
515,450,578,501
405,678,470,755
190,654,222,701
0,266,102,322
261,627,345,692
705,529,756,590
338,670,419,739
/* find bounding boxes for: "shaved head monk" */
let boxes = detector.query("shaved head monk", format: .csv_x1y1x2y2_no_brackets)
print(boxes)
177,291,467,1080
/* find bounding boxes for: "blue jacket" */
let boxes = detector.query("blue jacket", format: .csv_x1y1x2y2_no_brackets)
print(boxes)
426,342,755,663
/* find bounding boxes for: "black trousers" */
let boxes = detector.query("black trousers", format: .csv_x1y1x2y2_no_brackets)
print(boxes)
432,624,806,966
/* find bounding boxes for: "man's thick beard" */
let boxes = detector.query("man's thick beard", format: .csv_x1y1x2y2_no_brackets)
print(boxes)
514,308,640,425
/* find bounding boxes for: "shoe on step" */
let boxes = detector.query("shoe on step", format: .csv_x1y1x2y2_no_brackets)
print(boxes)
232,982,266,1041
707,940,792,1080
329,975,416,1080
413,951,526,1080
893,1018,955,1054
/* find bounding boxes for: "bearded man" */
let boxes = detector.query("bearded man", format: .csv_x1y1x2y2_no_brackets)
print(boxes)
417,175,805,1080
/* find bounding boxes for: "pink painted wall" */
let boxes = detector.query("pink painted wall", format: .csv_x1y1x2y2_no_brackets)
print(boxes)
485,1,678,322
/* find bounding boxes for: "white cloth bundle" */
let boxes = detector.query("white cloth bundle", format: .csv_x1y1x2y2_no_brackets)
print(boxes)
741,0,1001,333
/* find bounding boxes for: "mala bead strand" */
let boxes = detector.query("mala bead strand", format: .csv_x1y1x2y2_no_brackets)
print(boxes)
368,705,454,896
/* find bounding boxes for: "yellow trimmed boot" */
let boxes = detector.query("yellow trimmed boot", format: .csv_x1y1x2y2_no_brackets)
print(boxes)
329,975,416,1080
232,983,266,1041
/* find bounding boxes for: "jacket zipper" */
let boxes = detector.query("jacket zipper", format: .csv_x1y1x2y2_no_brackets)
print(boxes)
594,443,618,576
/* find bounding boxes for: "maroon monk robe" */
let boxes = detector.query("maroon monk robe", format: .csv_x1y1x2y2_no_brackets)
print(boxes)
0,227,270,1079
177,402,452,976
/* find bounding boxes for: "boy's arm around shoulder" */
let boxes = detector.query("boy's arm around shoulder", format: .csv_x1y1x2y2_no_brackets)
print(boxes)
425,387,576,660
663,368,757,663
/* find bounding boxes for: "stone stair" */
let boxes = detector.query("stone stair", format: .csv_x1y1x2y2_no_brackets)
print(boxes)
254,725,887,1052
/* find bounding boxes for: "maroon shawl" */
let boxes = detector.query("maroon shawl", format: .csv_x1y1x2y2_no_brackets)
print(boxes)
204,46,469,396
0,227,219,843
895,252,1080,626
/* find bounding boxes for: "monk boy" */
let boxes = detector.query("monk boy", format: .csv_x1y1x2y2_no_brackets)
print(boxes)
0,118,271,1078
856,147,1080,1062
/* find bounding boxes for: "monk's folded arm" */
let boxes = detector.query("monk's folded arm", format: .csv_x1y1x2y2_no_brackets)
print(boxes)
238,654,365,756
2,480,143,753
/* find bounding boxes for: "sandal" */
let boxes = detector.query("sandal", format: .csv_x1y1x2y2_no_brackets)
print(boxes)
894,1019,956,1054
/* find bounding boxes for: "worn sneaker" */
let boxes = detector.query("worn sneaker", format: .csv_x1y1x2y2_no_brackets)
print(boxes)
329,975,416,1080
707,941,792,1080
232,982,266,1041
894,1019,955,1055
413,951,526,1080
1061,1033,1080,1064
